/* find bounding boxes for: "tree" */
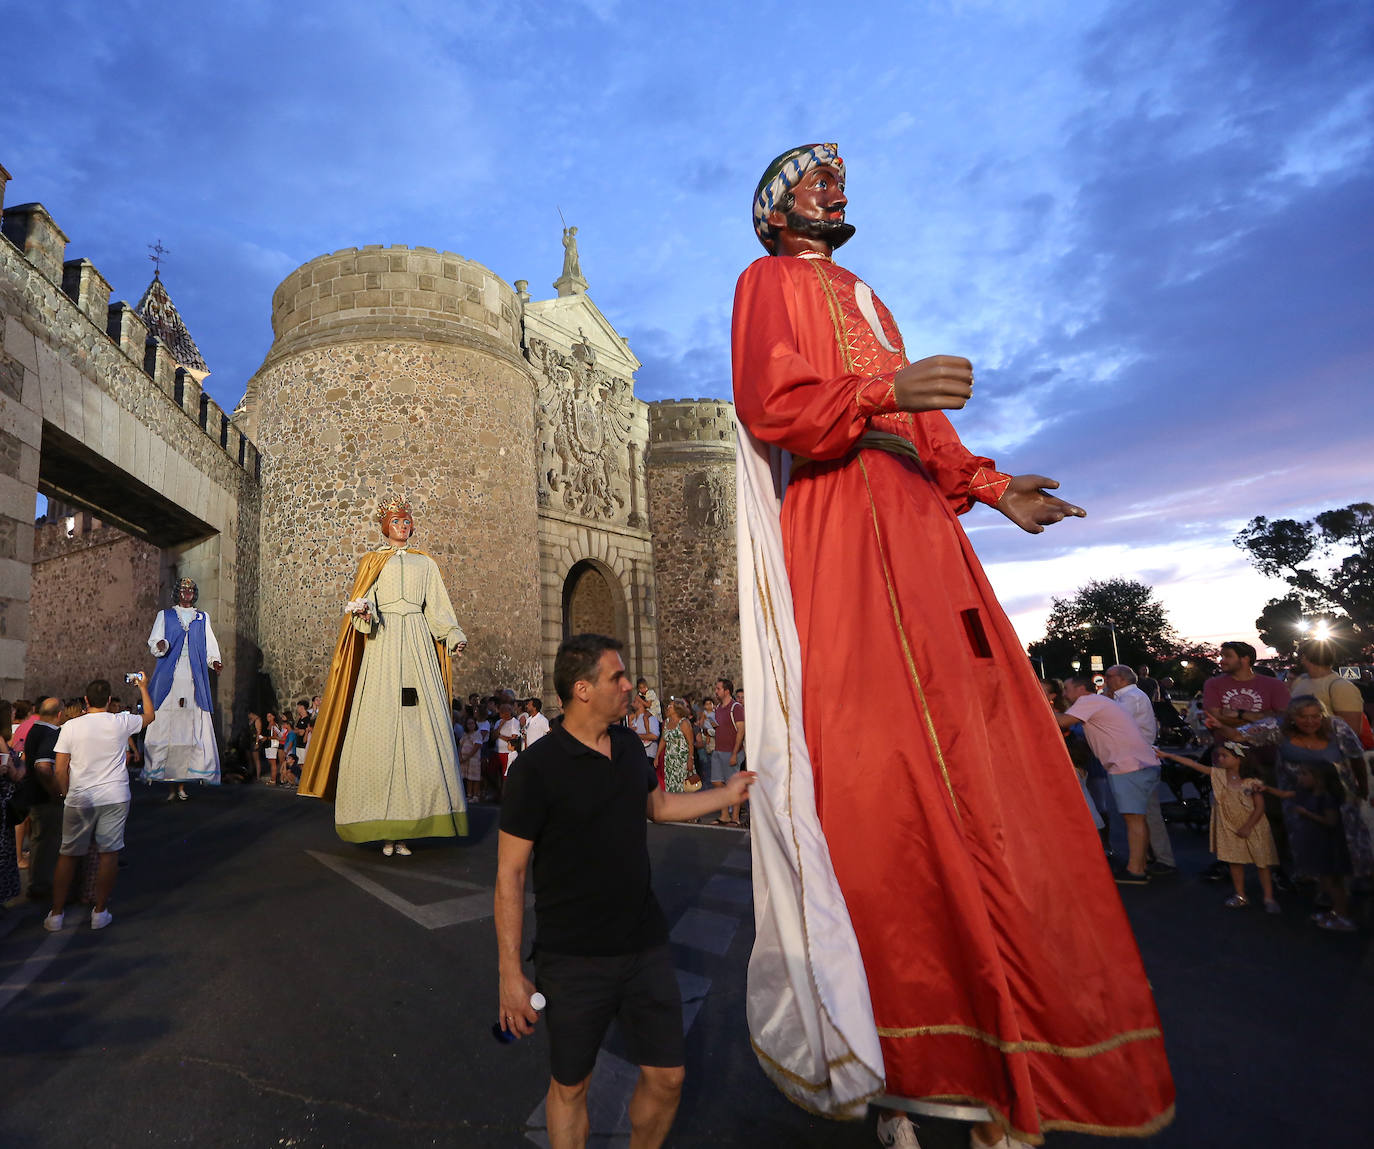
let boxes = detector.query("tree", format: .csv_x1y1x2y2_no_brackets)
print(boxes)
1235,502,1374,655
1027,577,1181,678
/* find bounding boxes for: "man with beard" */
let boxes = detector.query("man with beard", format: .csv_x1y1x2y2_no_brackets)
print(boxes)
732,144,1174,1147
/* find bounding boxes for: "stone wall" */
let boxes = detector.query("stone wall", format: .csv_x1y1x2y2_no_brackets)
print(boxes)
645,400,740,703
246,247,544,702
0,178,260,732
25,516,164,702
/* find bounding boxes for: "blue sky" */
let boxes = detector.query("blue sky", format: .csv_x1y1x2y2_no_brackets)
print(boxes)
4,0,1371,651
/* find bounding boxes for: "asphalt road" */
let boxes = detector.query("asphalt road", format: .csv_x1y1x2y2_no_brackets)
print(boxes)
0,783,1368,1148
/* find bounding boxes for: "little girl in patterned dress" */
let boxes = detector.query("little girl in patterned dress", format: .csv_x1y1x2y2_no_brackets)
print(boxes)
1158,741,1280,912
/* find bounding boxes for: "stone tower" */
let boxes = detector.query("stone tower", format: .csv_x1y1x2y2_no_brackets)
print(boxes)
645,399,740,702
240,245,543,700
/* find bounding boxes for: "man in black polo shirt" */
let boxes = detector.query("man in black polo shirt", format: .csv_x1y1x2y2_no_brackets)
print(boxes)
496,633,755,1149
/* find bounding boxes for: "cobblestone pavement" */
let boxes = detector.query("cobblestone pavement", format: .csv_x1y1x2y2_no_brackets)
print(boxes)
0,784,1367,1147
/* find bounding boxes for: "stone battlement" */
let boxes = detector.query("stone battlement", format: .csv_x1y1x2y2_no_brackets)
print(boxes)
264,245,524,370
0,178,258,477
646,398,737,463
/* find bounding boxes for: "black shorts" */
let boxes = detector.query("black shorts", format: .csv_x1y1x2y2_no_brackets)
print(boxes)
534,944,683,1085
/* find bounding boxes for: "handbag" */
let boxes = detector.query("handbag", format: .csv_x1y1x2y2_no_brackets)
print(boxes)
683,771,703,793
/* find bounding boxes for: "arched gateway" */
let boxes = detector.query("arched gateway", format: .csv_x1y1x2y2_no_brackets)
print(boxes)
562,559,627,642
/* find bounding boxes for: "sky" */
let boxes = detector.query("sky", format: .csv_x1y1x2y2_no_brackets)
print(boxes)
3,0,1371,654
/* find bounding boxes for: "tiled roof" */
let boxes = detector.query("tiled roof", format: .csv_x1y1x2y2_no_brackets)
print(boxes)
135,273,208,374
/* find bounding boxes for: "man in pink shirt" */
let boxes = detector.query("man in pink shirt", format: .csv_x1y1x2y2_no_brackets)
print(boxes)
1056,677,1160,884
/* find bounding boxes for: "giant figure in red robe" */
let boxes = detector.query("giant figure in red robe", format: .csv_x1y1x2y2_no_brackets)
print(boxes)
732,143,1174,1147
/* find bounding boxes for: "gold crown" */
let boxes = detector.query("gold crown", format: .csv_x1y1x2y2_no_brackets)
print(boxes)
377,495,412,518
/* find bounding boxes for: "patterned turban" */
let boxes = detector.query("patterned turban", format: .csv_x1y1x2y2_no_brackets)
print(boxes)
752,142,844,250
172,577,198,606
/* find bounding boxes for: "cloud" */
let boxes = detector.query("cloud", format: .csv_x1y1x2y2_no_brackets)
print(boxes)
3,0,1370,651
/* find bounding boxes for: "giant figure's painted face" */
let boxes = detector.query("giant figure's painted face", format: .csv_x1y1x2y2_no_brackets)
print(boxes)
381,511,414,544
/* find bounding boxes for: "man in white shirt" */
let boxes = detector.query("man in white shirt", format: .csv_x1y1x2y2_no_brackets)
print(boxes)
1105,664,1177,876
496,702,523,777
522,697,551,747
46,674,154,932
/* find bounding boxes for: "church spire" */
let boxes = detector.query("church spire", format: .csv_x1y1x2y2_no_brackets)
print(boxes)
136,266,209,382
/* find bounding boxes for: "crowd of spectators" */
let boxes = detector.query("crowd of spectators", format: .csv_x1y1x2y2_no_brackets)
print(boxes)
1044,639,1374,933
1,677,153,930
447,676,748,827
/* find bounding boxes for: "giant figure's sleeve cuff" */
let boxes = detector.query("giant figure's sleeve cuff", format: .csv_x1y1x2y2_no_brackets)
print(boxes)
855,372,901,417
970,466,1012,507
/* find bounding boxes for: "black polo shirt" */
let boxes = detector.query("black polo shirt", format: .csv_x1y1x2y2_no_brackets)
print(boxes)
500,717,667,956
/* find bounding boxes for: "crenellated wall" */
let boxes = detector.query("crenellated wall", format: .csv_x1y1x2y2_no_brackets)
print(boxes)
645,399,740,703
0,167,261,732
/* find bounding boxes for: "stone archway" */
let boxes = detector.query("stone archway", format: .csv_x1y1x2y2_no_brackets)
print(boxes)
562,559,628,642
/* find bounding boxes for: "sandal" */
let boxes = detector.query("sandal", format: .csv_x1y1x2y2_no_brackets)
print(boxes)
1223,893,1249,908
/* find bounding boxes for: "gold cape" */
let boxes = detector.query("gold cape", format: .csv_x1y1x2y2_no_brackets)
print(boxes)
297,546,454,800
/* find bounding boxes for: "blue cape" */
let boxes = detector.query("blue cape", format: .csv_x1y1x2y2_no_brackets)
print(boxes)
150,608,214,712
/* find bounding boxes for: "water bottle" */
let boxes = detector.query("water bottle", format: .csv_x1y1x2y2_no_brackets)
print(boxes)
492,992,546,1044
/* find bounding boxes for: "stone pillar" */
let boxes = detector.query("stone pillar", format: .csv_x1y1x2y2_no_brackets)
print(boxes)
0,299,41,697
0,163,10,214
0,203,68,284
142,338,175,398
61,258,112,331
106,302,149,365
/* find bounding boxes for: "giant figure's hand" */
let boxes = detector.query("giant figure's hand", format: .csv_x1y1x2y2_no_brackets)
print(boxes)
155,640,169,656
996,474,1086,534
211,660,222,673
893,356,974,412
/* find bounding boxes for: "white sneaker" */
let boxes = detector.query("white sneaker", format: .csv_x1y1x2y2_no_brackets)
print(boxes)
90,908,113,930
394,843,411,856
382,843,394,856
43,911,64,932
877,1112,922,1147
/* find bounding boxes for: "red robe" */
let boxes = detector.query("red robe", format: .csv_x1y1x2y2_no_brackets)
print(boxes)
732,253,1174,1142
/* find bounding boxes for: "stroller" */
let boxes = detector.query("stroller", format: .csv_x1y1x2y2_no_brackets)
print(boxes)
1158,742,1212,830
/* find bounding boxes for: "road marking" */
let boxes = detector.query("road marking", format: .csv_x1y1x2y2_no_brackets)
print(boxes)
720,846,753,873
0,925,78,1015
701,873,754,907
524,1047,641,1147
306,850,525,929
669,907,738,955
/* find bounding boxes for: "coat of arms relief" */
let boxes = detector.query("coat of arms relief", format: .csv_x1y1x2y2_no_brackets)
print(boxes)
532,335,637,522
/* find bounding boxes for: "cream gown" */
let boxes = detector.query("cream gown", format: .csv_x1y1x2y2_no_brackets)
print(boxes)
334,548,467,842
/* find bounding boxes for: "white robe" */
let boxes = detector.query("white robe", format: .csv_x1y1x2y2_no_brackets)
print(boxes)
143,606,221,784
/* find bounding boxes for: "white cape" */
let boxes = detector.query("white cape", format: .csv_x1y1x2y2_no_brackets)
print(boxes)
736,427,885,1117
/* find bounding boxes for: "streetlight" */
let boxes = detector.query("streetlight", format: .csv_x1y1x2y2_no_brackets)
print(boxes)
1081,620,1120,666
1071,659,1081,672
